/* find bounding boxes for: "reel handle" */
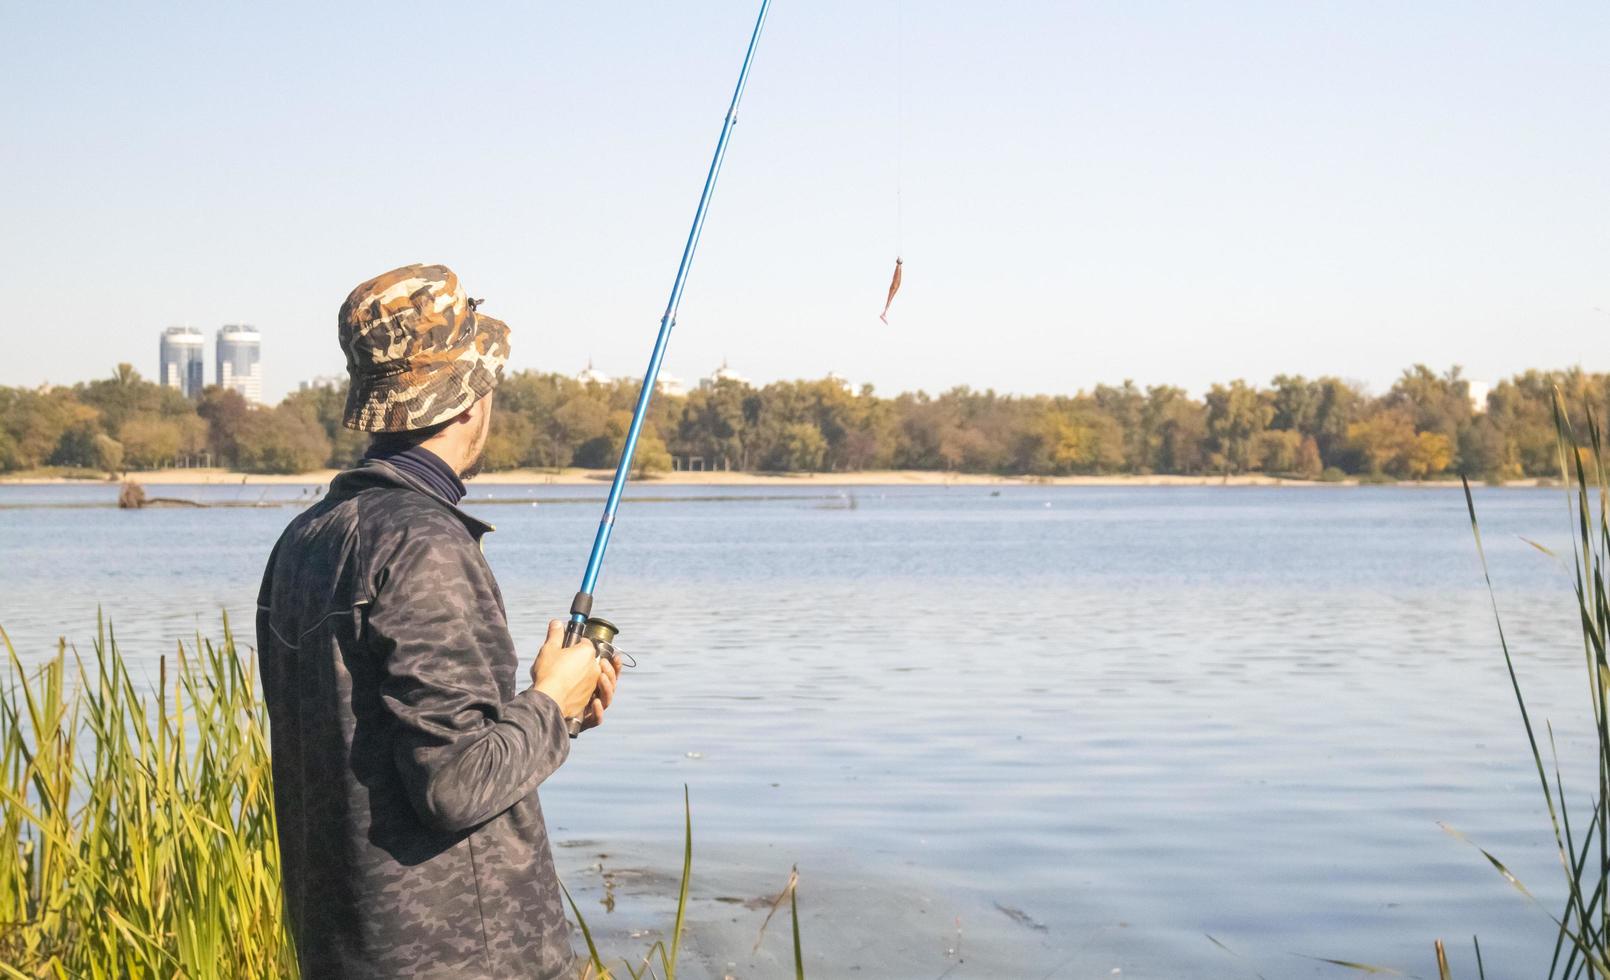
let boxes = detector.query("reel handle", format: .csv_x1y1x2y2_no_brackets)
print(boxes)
562,616,620,739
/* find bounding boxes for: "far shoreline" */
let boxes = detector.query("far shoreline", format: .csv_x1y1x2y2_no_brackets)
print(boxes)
0,466,1554,490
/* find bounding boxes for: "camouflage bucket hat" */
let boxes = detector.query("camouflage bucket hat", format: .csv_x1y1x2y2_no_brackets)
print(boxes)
339,263,511,432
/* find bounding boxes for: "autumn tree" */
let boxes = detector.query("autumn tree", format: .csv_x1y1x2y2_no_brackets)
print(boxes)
1346,410,1416,477
1402,431,1454,479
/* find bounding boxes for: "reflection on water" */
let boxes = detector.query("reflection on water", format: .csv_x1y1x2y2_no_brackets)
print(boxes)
0,484,1588,976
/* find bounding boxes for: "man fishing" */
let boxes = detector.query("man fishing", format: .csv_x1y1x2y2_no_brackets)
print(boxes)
256,263,620,979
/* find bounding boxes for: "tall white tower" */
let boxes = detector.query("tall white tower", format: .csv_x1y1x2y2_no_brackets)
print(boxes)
158,326,206,398
216,324,263,404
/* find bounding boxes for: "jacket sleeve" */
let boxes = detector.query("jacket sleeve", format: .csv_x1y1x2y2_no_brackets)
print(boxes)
366,523,569,833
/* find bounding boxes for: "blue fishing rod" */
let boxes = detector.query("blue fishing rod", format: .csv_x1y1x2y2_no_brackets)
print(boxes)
562,0,774,736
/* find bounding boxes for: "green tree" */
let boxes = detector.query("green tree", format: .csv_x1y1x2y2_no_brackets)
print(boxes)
1269,374,1318,433
0,388,78,470
1384,364,1472,445
481,411,538,471
1205,380,1273,474
92,433,125,474
631,428,673,476
119,414,185,469
891,393,955,470
593,410,674,474
197,386,251,465
1458,416,1511,480
492,372,575,468
1270,375,1364,467
1255,429,1303,474
1094,381,1147,471
552,397,612,468
1485,371,1577,476
839,385,898,470
45,402,105,468
761,421,828,471
0,429,18,472
676,381,751,471
281,383,366,467
1294,436,1323,480
1141,386,1207,474
234,406,332,474
76,364,191,434
8,361,1610,482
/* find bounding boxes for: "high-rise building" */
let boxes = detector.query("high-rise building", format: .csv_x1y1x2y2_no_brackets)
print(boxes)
216,324,263,404
158,326,206,398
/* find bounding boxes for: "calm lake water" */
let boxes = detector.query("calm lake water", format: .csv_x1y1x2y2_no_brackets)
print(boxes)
0,482,1592,977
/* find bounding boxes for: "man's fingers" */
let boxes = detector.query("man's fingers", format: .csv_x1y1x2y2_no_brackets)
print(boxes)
544,619,566,646
596,668,616,709
584,697,605,729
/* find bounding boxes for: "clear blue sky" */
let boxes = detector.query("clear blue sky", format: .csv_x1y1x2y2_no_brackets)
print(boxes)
3,1,1605,402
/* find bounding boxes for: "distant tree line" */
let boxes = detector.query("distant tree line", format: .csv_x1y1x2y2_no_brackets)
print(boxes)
1,362,1605,480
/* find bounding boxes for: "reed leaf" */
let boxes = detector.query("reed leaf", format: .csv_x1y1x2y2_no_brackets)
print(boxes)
1454,387,1610,978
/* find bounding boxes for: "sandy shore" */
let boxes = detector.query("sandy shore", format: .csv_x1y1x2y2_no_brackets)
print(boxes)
0,466,1550,489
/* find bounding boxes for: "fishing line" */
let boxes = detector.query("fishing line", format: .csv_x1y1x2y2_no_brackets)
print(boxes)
879,0,906,324
896,0,905,257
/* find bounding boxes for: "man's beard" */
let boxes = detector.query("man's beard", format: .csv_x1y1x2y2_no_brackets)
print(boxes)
458,413,492,480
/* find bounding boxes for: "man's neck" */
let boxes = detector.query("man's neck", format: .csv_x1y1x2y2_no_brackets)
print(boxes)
365,441,467,505
418,435,467,474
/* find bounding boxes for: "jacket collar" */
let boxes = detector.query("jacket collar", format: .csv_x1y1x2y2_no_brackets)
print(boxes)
329,458,495,539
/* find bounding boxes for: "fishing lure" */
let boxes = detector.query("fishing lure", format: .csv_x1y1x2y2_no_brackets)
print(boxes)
879,257,903,324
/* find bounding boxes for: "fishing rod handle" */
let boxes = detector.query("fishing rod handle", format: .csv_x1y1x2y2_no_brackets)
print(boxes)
562,616,620,739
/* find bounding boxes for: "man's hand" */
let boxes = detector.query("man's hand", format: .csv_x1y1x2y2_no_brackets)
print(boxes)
581,653,620,731
531,619,603,720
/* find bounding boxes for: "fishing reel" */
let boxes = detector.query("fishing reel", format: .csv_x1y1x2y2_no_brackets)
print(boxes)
562,611,631,739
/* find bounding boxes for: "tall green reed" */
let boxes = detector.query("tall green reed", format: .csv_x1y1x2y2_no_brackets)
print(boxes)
1452,388,1610,978
0,618,806,979
0,616,294,978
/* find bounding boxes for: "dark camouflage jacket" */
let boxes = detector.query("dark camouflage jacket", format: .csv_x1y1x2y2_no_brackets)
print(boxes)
256,459,576,979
